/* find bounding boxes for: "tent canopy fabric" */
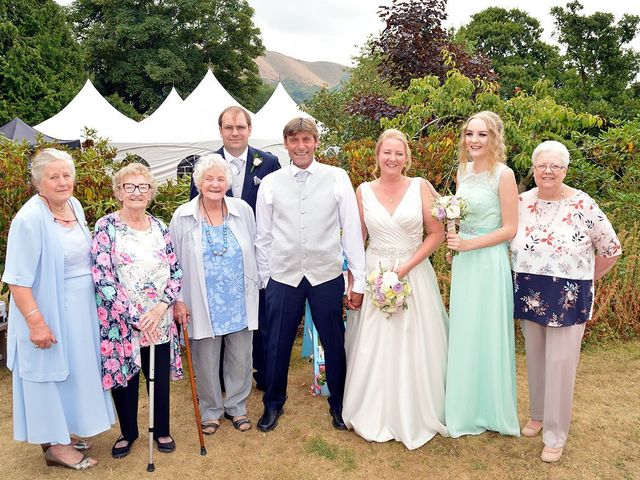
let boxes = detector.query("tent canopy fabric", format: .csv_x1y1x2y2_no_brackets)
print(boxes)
251,83,312,144
0,117,80,148
34,80,138,141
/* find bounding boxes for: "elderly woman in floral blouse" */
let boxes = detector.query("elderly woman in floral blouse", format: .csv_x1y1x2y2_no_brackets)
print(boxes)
510,141,622,463
90,163,183,459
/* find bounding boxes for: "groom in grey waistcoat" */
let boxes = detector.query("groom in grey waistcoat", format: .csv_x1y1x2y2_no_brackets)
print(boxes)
255,117,366,432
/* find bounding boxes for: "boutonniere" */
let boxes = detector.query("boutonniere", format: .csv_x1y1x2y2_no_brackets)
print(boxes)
251,153,263,172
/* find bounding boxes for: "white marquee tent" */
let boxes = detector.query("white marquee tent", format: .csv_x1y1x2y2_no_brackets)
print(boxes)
34,80,138,141
250,82,314,162
112,70,246,180
35,72,319,181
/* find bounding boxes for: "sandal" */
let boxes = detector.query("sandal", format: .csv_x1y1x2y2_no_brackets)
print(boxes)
111,436,135,459
201,421,220,436
224,412,251,432
44,448,96,470
40,437,92,453
156,436,176,453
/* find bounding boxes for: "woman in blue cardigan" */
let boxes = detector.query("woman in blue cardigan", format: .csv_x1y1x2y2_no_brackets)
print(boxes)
2,148,114,471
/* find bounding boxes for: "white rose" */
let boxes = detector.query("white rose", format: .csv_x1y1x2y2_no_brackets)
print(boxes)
382,271,399,285
446,204,461,219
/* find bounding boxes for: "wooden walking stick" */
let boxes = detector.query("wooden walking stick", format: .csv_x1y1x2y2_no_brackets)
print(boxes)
181,323,207,455
147,343,156,472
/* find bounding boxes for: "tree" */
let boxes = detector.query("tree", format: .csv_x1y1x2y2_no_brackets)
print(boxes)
303,46,398,147
69,0,265,114
372,0,495,89
551,1,640,119
0,0,86,125
455,7,562,98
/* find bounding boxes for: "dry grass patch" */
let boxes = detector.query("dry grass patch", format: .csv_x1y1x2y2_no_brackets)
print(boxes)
0,341,638,480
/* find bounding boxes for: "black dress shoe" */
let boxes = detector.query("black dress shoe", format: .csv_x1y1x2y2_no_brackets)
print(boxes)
257,408,284,432
329,408,347,430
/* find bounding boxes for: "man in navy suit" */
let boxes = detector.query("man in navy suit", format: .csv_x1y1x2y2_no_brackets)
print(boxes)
189,105,280,390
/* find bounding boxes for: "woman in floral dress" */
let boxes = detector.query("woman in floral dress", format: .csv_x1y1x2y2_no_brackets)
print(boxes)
511,140,621,462
91,163,183,459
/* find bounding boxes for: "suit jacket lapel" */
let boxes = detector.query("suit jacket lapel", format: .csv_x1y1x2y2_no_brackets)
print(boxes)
241,146,257,198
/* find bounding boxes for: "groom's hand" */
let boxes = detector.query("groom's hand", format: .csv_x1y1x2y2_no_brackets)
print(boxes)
347,292,363,310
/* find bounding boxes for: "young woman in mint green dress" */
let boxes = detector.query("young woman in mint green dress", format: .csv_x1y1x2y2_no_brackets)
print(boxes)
444,111,520,437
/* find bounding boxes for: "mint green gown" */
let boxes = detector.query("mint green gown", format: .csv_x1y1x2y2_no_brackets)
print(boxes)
445,163,519,437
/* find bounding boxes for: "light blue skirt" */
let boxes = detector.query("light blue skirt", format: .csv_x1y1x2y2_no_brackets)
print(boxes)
12,274,115,444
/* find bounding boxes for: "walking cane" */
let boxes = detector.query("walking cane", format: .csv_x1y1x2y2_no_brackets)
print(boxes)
182,323,207,455
147,343,156,472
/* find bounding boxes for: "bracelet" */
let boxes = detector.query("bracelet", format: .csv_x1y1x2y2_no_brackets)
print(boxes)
159,297,171,306
24,308,39,319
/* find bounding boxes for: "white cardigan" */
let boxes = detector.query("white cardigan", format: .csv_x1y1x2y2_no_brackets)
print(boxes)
169,196,259,339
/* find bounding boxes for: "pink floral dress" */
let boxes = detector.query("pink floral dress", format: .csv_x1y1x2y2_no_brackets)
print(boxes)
91,213,183,389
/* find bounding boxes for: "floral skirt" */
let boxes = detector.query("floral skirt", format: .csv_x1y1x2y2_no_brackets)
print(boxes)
513,271,593,327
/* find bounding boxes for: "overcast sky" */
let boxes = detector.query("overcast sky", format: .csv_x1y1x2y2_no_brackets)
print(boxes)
249,0,640,65
56,0,640,66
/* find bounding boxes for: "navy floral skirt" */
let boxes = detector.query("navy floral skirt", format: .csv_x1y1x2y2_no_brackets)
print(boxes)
512,271,593,327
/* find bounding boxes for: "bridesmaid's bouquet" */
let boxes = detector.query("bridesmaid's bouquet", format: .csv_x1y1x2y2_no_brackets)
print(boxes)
366,262,412,319
431,195,468,234
431,195,468,259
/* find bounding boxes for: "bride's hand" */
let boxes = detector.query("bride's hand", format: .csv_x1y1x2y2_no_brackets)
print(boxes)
393,262,411,279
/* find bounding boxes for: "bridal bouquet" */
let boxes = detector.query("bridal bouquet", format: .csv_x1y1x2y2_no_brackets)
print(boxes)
366,262,412,319
431,195,468,233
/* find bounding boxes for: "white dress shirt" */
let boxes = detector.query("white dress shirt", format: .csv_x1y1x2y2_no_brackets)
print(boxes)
255,159,366,293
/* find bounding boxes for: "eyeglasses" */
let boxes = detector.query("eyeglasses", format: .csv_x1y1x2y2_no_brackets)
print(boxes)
122,183,151,193
533,164,566,172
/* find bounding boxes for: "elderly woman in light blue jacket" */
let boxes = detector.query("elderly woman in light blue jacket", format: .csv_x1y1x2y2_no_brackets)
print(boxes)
170,153,259,434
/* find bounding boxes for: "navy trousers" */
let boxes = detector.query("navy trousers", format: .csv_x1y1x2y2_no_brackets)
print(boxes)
263,275,345,412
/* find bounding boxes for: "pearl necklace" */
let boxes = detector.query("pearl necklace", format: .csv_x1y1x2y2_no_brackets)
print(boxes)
534,187,564,231
201,199,228,256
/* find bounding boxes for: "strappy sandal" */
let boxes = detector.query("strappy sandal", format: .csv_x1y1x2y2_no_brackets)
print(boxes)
201,421,220,435
40,437,92,453
224,412,251,432
44,449,96,470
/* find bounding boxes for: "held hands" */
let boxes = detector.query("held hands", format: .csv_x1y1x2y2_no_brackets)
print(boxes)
28,313,57,349
138,303,168,344
173,301,190,327
345,270,363,310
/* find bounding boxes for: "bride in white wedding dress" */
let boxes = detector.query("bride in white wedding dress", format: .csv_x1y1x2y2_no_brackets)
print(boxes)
343,129,449,450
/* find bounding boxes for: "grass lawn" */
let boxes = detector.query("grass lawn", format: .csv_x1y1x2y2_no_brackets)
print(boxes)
0,340,638,479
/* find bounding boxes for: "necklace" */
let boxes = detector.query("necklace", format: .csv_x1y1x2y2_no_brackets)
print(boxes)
378,177,407,203
534,187,564,231
40,195,77,224
201,199,228,256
